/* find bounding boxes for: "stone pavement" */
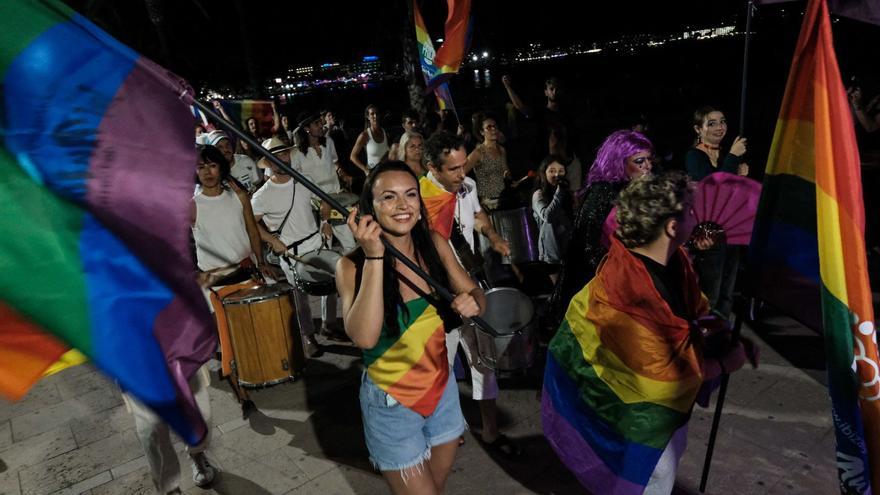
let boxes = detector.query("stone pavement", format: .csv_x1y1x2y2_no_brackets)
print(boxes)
0,307,839,495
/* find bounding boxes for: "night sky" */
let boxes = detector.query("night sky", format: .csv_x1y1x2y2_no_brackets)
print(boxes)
61,0,746,90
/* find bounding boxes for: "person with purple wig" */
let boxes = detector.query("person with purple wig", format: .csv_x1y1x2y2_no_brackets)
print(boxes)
549,130,655,320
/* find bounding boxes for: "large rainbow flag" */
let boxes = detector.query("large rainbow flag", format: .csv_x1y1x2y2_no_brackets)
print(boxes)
747,0,879,491
0,0,215,445
542,239,708,494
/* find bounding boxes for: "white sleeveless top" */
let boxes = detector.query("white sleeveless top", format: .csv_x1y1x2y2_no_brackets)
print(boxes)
192,189,252,271
365,127,389,168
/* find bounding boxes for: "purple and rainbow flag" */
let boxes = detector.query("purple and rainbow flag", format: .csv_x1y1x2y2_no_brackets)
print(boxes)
0,0,215,445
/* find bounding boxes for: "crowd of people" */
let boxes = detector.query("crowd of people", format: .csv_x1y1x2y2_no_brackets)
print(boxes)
136,74,775,495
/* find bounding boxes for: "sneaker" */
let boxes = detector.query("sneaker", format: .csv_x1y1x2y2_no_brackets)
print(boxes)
189,452,216,488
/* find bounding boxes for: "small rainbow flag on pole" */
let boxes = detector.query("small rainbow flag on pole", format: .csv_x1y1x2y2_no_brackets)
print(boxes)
748,0,879,491
0,0,215,446
413,0,472,112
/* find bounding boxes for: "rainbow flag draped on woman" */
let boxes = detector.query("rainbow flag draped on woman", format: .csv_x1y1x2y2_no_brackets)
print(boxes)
748,0,879,491
542,238,708,494
0,0,214,446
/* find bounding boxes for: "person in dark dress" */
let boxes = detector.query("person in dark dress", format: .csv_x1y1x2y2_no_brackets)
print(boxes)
549,130,655,322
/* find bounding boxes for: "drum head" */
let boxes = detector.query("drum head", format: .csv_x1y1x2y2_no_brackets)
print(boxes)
223,283,294,305
295,250,341,283
481,288,534,335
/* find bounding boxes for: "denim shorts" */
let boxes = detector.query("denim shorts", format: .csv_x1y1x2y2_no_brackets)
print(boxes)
359,371,466,472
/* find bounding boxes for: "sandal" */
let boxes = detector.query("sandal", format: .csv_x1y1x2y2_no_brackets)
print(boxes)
480,433,523,459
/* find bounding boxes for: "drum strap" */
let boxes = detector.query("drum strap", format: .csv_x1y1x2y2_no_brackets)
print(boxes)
450,218,488,283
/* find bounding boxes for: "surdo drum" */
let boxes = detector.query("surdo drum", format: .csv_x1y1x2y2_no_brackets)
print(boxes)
221,282,305,388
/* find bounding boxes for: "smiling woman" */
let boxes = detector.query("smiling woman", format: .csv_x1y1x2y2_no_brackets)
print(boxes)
334,161,486,494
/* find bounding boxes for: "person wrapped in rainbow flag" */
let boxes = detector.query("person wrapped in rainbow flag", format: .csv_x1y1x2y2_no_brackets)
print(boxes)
542,172,757,494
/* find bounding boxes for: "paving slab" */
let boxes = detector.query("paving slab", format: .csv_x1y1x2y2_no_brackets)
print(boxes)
88,465,153,495
0,425,77,474
68,405,133,448
10,388,122,443
0,469,21,495
17,429,140,495
0,422,10,451
0,381,62,424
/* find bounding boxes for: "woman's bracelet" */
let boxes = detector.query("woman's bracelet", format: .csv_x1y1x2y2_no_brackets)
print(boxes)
364,256,384,261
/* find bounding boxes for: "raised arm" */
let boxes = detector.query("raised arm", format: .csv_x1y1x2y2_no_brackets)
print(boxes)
502,75,533,117
337,210,386,348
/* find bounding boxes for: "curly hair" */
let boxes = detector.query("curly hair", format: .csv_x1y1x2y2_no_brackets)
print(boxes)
423,131,464,168
615,171,694,248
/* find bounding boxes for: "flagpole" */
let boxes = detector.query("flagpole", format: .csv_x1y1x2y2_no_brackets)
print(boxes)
739,0,755,136
699,300,745,492
192,99,502,338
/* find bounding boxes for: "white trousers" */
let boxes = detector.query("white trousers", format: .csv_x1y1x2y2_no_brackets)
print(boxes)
644,425,689,495
124,365,212,494
445,325,499,401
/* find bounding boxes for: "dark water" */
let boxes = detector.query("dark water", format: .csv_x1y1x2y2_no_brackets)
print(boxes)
274,14,878,182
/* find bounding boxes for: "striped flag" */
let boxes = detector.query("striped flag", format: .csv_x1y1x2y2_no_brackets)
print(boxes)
413,0,472,111
0,0,215,446
419,176,456,240
542,238,709,493
748,0,879,491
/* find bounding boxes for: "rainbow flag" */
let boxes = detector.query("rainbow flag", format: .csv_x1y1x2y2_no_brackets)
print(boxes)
0,0,215,446
413,0,471,110
747,0,879,491
543,239,708,493
361,298,448,416
217,99,275,139
419,175,456,239
431,0,473,87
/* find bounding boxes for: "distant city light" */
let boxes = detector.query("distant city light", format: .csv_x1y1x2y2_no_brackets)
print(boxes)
471,55,478,62
274,78,282,83
363,56,379,62
482,51,489,59
435,38,444,43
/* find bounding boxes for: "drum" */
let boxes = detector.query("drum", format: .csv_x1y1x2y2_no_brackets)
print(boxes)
221,282,305,388
473,287,537,371
490,207,538,264
292,249,342,296
311,192,359,225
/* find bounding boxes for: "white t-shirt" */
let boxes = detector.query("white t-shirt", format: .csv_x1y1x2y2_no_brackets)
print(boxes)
231,154,261,192
293,137,340,194
251,178,321,254
426,172,481,250
192,189,252,271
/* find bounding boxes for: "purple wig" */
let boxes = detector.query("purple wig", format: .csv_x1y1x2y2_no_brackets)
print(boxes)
584,130,654,188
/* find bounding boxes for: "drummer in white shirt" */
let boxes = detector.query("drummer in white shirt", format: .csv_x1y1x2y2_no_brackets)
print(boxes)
251,137,332,357
422,131,523,459
291,112,357,339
